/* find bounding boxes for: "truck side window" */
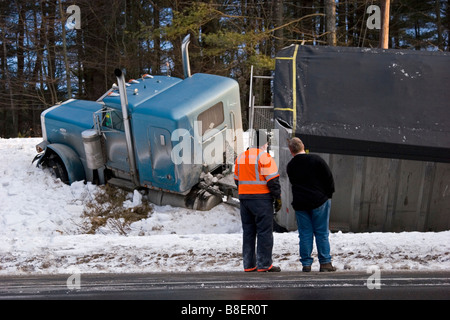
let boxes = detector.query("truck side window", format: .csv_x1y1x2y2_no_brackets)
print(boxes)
104,112,112,127
102,109,124,131
197,102,224,135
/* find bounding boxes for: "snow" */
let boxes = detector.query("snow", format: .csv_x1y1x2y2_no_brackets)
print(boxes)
0,138,449,275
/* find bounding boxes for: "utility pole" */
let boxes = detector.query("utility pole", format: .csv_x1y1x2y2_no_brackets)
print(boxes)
379,0,390,49
325,0,336,46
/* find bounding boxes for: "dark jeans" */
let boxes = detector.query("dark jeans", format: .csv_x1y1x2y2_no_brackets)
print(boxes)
239,198,274,271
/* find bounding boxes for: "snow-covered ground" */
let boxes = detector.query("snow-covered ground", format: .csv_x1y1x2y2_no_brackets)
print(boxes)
0,138,449,275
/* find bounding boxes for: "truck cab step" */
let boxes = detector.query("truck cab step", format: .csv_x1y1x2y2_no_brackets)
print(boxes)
107,177,136,191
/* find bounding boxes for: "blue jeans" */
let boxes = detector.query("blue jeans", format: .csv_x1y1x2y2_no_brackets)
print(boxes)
240,198,274,271
295,200,332,266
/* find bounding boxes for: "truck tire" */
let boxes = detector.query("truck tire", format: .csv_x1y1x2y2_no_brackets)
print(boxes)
47,154,69,184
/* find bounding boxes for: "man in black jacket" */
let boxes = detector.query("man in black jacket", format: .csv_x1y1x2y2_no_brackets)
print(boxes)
286,137,336,272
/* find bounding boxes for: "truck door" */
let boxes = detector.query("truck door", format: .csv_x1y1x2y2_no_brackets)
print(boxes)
149,127,176,188
101,108,130,174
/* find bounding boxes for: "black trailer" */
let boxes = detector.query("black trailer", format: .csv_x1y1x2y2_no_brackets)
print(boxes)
271,45,450,232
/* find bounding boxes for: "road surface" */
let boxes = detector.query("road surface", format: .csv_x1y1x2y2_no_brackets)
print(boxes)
1,271,449,301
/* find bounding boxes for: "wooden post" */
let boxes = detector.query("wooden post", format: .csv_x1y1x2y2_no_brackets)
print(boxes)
379,0,390,49
325,0,336,46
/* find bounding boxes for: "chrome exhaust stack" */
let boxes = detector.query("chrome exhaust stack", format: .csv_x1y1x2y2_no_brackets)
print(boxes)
182,34,191,78
114,68,140,186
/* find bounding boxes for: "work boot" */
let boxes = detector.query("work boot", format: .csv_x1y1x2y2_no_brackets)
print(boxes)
319,263,336,272
258,265,281,272
302,266,311,272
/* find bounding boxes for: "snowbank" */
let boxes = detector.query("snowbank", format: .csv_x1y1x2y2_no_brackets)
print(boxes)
0,138,449,275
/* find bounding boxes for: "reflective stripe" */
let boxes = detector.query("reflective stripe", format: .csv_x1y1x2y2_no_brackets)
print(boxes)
257,264,273,272
238,180,267,185
265,172,279,181
255,151,264,181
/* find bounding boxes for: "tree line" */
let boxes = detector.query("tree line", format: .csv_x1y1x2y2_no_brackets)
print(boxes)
0,0,448,138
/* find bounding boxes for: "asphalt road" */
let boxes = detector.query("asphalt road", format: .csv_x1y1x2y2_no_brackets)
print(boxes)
1,270,449,302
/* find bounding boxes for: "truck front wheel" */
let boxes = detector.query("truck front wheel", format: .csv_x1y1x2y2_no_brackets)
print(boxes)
47,154,69,184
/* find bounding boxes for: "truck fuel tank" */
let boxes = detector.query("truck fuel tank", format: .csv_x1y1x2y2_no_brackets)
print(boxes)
82,129,106,170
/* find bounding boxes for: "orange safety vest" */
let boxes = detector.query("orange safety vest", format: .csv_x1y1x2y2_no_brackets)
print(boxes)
234,148,280,195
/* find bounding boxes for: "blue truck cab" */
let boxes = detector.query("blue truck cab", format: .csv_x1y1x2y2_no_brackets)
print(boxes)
35,36,243,210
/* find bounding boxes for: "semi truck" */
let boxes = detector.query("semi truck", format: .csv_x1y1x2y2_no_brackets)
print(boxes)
34,36,450,232
34,35,243,211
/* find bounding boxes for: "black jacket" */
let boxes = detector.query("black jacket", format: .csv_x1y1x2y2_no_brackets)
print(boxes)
286,153,335,211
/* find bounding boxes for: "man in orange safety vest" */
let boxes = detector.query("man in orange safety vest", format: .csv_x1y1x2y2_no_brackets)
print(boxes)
234,130,282,272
